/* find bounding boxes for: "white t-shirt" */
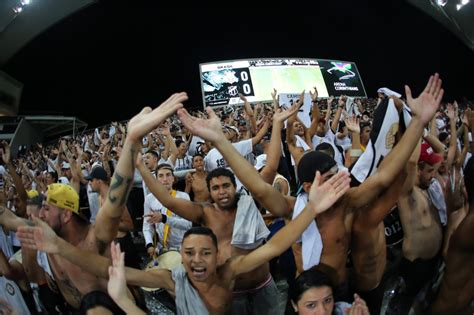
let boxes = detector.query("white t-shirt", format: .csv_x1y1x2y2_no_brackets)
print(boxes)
143,191,192,251
204,139,253,172
204,139,253,191
0,229,31,315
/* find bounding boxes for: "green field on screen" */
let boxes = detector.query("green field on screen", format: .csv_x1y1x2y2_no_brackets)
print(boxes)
249,66,329,99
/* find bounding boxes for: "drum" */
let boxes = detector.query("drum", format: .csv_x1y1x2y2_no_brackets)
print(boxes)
141,251,182,292
383,205,404,247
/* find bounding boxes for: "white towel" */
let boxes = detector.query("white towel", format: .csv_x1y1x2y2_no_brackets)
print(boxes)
232,195,270,250
293,192,323,270
172,265,209,315
291,135,311,166
377,87,402,98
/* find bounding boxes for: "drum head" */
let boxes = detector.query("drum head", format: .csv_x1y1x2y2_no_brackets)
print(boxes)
141,251,182,292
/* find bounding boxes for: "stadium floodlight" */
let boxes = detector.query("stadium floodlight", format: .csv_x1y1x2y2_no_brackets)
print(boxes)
21,0,31,5
436,0,448,6
12,6,23,13
461,0,469,4
456,3,463,9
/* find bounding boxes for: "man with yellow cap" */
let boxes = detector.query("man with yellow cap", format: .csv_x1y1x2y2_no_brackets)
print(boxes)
0,92,189,312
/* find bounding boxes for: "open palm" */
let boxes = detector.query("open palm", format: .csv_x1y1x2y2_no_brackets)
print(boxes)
107,242,128,302
405,74,443,124
17,217,60,254
177,107,225,143
308,171,350,215
127,92,187,141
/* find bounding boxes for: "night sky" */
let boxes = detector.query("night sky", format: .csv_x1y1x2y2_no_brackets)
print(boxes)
3,0,474,127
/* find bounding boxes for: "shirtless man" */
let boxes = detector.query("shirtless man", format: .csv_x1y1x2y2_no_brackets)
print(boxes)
140,105,301,313
351,153,409,313
18,169,351,315
386,141,444,314
184,154,210,202
431,157,474,315
177,74,444,301
0,92,188,310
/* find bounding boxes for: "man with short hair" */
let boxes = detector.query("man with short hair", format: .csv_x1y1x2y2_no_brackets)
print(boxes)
0,92,189,310
17,168,350,315
184,154,210,202
177,74,444,302
139,163,191,256
386,141,445,314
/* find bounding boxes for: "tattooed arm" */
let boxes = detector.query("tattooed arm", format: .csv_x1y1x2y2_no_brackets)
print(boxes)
94,93,187,253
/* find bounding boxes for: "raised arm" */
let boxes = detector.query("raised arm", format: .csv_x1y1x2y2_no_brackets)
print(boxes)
308,88,321,138
344,115,362,166
137,158,204,224
445,102,458,169
239,94,257,134
179,107,293,217
347,74,444,208
260,104,301,184
107,243,147,315
17,218,175,291
229,171,350,276
1,142,27,217
250,114,271,147
94,93,187,252
330,97,345,134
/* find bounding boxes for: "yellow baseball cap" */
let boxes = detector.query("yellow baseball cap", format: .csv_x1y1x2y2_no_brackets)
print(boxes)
46,183,79,213
27,190,39,199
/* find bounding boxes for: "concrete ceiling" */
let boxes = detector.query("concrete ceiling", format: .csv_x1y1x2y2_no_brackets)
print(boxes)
408,0,474,51
0,0,96,66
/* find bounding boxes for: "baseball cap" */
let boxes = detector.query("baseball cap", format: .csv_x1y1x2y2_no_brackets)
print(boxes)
27,190,44,207
84,166,109,181
419,142,443,165
297,151,336,184
46,183,79,214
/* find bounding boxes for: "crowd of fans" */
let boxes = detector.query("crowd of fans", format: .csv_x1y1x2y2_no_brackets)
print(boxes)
0,74,473,315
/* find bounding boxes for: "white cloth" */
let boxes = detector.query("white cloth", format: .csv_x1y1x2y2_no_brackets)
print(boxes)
86,183,100,223
312,129,345,167
293,192,323,270
377,87,402,98
231,195,270,250
173,155,193,172
172,265,209,315
292,135,311,166
0,229,31,315
143,191,192,251
428,178,447,226
204,139,253,171
351,98,400,183
204,139,253,191
188,136,205,156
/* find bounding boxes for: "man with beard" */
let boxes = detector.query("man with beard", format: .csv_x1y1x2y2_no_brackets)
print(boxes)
386,141,444,314
0,92,189,311
17,169,350,315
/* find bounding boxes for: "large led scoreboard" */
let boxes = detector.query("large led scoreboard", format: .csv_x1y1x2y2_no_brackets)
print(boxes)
199,58,366,108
